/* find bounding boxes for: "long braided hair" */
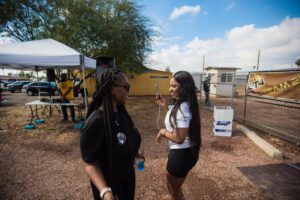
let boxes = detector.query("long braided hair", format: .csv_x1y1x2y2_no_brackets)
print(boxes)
86,69,137,179
169,71,201,150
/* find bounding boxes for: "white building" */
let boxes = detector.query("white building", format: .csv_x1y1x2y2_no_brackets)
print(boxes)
205,66,240,97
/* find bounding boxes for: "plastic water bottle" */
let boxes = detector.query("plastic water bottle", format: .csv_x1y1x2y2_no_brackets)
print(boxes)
137,160,144,172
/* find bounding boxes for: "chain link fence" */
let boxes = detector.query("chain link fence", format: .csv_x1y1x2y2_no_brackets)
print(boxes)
195,71,300,145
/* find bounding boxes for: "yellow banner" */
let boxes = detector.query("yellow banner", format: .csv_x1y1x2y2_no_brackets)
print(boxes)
247,71,300,101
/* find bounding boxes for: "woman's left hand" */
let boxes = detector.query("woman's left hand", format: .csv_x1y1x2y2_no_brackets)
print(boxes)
156,95,168,110
156,129,166,144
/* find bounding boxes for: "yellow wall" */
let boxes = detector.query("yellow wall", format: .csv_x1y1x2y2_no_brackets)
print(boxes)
84,75,96,97
128,70,172,96
78,69,172,96
76,70,96,97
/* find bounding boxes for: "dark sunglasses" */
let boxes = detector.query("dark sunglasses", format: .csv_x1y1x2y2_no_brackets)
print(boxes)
113,83,130,92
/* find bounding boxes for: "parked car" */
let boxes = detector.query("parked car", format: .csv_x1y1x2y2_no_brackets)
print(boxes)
0,81,6,88
7,81,32,92
0,80,9,91
0,88,2,106
23,81,59,96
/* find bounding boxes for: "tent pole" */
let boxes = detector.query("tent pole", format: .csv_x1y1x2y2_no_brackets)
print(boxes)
35,66,40,100
80,54,88,113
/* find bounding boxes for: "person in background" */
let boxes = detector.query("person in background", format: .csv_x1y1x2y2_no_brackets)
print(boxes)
156,71,201,200
58,73,75,122
203,75,210,110
80,69,143,200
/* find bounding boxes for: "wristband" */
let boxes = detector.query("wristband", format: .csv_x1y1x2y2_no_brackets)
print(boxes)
100,187,112,199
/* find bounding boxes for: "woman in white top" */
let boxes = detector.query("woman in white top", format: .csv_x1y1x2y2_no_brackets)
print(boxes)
156,71,201,200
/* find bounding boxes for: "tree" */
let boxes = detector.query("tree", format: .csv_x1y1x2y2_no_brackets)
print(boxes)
25,72,35,79
19,70,25,77
165,66,170,72
1,0,156,73
295,59,300,68
38,75,45,80
0,0,52,41
17,71,34,79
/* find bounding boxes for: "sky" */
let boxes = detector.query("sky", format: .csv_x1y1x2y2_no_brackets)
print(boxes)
1,0,300,75
139,0,300,72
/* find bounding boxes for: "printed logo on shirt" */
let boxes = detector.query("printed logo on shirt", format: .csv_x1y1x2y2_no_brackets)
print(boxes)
117,132,126,145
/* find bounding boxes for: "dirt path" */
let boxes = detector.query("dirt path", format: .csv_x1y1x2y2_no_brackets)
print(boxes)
0,96,299,199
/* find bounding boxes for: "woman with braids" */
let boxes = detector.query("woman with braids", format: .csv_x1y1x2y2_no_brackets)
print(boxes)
156,71,201,200
80,69,142,200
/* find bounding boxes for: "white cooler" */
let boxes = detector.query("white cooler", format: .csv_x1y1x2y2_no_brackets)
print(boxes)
213,106,234,137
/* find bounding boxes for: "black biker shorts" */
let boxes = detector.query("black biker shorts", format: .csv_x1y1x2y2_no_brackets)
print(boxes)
166,147,199,178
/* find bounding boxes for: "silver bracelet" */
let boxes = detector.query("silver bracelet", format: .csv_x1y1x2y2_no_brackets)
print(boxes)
100,187,112,199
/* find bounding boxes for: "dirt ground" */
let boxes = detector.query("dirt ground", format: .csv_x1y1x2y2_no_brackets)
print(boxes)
0,93,299,199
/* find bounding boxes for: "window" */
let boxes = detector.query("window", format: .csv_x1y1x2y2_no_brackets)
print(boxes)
50,82,57,87
149,76,169,79
14,82,22,85
220,73,233,83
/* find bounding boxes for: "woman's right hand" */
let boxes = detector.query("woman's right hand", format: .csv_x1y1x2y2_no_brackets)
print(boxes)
103,191,115,200
156,128,166,144
156,95,167,110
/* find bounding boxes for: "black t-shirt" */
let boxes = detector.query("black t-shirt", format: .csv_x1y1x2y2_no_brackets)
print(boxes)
80,109,141,181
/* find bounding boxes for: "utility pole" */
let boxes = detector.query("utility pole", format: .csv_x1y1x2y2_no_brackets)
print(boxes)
257,50,260,71
202,55,205,72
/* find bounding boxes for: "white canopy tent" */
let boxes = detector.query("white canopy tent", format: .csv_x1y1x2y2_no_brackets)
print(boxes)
0,38,96,111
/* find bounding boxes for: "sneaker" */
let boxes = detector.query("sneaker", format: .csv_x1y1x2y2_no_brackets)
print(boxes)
60,119,68,122
72,119,77,122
